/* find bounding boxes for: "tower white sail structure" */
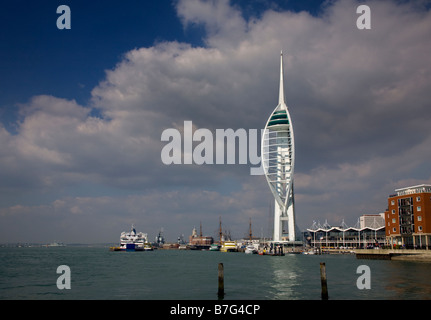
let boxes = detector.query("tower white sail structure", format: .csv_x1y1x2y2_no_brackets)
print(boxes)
262,52,296,242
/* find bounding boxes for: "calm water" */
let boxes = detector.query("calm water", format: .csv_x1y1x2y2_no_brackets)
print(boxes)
1,247,431,300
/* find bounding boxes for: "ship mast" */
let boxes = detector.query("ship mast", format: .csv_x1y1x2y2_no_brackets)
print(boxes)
219,216,223,244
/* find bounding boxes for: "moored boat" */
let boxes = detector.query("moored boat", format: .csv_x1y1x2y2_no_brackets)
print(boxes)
220,241,238,252
210,243,221,251
244,244,258,254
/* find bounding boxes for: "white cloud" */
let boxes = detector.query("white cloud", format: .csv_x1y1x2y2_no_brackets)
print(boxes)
176,0,247,47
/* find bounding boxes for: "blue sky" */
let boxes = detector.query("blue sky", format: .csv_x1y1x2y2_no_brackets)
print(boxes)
1,0,431,243
0,0,325,129
1,1,182,127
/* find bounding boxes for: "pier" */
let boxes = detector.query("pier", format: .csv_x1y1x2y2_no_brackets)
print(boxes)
355,249,431,261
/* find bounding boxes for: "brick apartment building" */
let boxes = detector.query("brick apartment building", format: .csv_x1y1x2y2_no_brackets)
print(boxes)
385,184,431,249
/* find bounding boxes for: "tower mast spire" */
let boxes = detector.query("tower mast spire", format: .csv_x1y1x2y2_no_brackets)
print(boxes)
278,51,285,107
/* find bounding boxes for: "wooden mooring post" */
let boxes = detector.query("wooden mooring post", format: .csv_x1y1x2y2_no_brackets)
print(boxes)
218,263,224,299
320,262,328,300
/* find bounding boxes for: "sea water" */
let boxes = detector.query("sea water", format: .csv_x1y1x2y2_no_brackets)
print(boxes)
1,246,431,300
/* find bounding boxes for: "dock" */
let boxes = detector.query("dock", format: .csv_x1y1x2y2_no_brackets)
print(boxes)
355,249,431,261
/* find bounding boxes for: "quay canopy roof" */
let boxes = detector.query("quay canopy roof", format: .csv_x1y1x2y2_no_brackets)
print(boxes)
306,220,385,233
306,226,385,233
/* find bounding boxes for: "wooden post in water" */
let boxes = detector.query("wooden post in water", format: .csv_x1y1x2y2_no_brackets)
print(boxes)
218,263,224,299
320,262,328,300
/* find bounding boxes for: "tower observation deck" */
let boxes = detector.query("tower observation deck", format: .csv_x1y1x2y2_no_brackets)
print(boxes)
262,52,297,242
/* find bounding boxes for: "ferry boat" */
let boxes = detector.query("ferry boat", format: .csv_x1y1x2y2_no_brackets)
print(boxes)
110,224,153,251
220,241,238,252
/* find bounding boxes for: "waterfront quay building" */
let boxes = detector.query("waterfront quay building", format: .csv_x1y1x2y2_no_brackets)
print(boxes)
385,184,431,249
306,219,385,249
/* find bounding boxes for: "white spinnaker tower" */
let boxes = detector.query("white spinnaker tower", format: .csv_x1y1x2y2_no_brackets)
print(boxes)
262,52,296,242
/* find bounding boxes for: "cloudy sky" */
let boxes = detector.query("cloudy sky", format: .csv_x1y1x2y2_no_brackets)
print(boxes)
1,0,431,243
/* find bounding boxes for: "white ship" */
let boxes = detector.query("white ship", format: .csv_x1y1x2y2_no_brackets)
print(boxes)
111,224,152,251
47,241,66,247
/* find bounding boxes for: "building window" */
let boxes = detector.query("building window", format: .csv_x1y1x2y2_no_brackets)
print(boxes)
417,206,422,212
418,216,422,221
392,218,396,223
391,200,395,205
392,209,395,214
416,196,421,202
393,227,396,232
418,226,423,232
398,197,414,235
